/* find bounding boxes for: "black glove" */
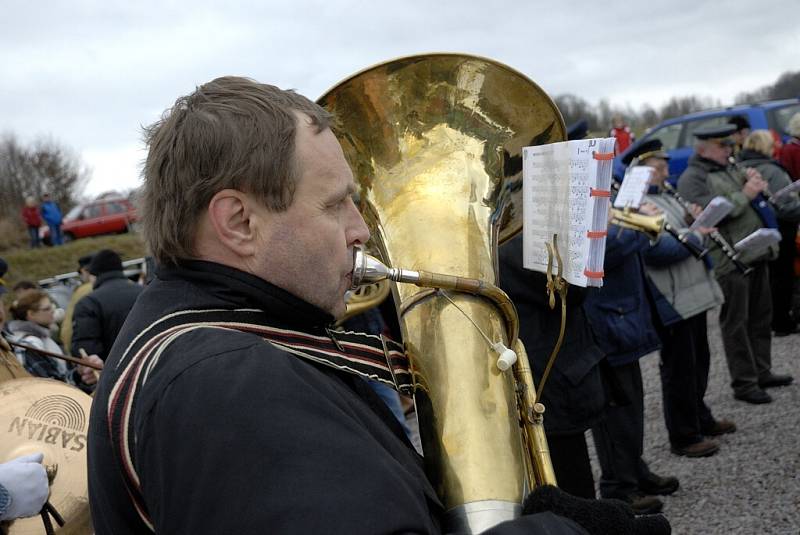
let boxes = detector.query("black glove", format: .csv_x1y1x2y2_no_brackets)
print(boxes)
523,485,671,535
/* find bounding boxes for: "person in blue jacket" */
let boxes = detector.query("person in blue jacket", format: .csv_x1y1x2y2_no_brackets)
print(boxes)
633,140,737,459
583,198,679,515
40,193,64,246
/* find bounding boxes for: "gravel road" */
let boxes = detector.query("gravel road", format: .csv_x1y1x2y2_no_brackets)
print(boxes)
593,310,800,535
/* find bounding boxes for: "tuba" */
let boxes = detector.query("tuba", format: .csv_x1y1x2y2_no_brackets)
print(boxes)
319,53,566,533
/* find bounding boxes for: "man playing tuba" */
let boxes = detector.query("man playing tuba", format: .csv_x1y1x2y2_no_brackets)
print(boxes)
88,75,668,535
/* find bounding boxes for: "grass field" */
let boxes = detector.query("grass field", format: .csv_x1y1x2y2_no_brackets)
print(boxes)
1,233,147,298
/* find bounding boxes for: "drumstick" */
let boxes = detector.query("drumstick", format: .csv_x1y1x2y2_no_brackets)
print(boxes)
5,339,103,370
78,348,102,381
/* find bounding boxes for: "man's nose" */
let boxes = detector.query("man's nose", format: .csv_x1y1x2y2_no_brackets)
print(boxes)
347,203,371,246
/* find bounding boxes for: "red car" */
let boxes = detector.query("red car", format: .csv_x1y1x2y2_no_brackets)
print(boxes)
41,198,138,244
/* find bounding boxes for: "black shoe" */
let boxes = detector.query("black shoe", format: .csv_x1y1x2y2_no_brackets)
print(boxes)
773,325,800,337
670,439,719,458
759,373,794,388
702,418,737,436
638,472,679,496
734,389,773,404
624,493,664,515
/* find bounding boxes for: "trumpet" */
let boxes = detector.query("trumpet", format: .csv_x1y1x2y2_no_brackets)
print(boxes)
609,207,665,240
609,178,709,259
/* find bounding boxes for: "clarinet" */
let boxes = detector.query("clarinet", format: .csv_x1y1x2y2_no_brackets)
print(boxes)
663,222,709,259
662,182,753,275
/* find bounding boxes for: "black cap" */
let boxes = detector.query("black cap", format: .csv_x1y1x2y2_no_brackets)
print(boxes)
0,258,7,295
78,254,93,269
727,115,750,132
622,139,670,165
88,249,123,276
693,124,737,144
567,119,588,141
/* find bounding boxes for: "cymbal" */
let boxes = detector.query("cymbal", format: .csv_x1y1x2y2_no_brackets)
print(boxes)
0,378,92,535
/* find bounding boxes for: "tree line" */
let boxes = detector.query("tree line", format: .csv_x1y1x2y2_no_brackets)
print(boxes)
555,70,800,133
0,69,797,250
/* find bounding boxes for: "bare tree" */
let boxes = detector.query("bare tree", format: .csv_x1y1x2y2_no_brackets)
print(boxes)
0,133,88,232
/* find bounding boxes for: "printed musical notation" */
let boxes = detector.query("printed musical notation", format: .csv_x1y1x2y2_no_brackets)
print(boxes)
522,138,616,287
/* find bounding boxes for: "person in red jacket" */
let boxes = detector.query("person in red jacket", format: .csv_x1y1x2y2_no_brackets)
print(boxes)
609,114,635,154
20,196,42,248
779,112,800,181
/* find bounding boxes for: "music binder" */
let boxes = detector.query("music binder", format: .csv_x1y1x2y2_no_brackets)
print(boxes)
522,137,616,287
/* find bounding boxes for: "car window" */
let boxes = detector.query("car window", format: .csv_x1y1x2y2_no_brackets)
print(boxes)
769,104,800,135
83,204,102,219
65,206,82,220
644,123,682,151
105,202,127,215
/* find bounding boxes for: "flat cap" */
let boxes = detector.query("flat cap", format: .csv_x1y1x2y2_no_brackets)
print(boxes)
622,138,670,165
693,124,737,144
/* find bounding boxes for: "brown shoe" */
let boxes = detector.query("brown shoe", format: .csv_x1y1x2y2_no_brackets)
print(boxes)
703,419,737,436
626,493,664,515
671,439,719,458
638,472,679,496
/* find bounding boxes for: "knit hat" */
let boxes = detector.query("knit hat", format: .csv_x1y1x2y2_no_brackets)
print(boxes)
78,254,94,269
88,249,123,276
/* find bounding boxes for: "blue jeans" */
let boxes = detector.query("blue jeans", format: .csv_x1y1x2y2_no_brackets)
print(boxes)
27,226,41,248
48,224,63,245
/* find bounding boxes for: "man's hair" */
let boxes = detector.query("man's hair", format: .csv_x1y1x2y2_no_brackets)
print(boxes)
743,130,774,157
141,76,333,266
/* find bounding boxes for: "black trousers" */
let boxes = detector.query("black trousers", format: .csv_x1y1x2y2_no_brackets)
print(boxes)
546,432,596,499
769,220,798,331
717,262,773,395
656,313,716,448
591,360,651,498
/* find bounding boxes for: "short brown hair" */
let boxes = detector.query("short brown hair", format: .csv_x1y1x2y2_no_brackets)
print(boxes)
743,130,774,157
10,290,50,321
141,76,333,266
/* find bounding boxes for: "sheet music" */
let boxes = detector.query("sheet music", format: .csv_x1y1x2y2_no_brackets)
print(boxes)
771,180,800,202
734,228,781,253
522,138,616,287
690,196,735,231
613,166,653,209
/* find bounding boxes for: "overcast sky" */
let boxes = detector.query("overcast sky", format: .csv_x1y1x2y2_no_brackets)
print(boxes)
2,0,798,196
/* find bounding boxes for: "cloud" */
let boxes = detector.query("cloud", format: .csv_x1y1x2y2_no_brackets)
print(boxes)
2,0,798,194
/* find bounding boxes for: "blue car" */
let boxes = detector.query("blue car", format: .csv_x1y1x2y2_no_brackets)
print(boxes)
613,98,800,181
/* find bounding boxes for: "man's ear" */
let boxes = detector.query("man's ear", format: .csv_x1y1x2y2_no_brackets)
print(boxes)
206,189,261,257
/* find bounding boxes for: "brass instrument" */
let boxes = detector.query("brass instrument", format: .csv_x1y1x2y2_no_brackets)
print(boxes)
319,53,565,533
611,205,708,258
337,280,392,325
0,378,92,535
609,207,665,240
609,175,708,258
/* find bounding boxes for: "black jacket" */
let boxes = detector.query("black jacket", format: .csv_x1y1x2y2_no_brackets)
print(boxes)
499,235,606,436
70,271,143,360
88,260,587,535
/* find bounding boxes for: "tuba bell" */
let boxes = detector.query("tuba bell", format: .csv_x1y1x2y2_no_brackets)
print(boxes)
319,53,566,533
